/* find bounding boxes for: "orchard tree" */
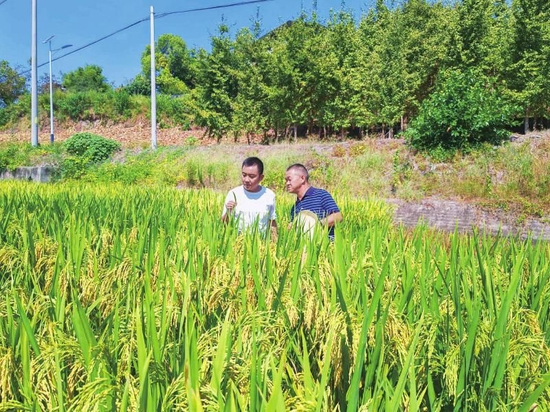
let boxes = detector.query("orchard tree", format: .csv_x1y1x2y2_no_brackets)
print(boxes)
405,69,514,151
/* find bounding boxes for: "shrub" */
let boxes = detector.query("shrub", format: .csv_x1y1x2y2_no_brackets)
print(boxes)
57,92,93,121
0,94,31,127
113,90,131,118
405,69,516,151
64,132,121,163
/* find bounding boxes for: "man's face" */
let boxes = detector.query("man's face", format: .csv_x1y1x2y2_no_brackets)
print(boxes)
285,170,304,194
241,164,263,192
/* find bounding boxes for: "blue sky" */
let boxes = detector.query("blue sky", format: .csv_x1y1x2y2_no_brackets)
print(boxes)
0,0,368,87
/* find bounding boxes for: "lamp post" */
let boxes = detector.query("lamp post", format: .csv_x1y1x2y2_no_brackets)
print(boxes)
43,36,72,144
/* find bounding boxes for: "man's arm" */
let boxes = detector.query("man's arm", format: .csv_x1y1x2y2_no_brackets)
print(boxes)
320,211,343,227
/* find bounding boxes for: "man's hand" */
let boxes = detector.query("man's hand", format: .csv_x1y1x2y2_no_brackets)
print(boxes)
225,200,237,213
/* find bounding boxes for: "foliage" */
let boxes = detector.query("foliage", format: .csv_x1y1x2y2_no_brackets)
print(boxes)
141,34,197,94
0,3,549,138
56,92,94,120
0,60,26,108
194,25,238,141
405,69,515,151
156,94,191,129
54,90,137,121
64,132,120,163
123,74,151,96
62,65,111,93
0,93,30,128
505,0,550,126
0,142,63,172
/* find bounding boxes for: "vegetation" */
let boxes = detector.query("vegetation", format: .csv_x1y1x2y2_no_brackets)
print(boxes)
404,69,516,151
1,131,550,217
64,132,120,163
1,1,549,150
0,182,548,410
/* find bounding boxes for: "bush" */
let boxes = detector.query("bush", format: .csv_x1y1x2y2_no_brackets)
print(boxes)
64,132,121,163
405,69,516,151
57,92,93,121
0,94,31,127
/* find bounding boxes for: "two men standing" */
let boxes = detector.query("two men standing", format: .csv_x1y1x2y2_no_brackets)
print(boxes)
222,157,342,238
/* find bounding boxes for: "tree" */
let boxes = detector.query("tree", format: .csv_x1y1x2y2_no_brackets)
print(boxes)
194,24,238,141
454,0,494,67
38,72,62,94
62,65,110,93
231,27,270,142
405,69,514,151
507,0,550,131
0,60,26,108
141,34,197,95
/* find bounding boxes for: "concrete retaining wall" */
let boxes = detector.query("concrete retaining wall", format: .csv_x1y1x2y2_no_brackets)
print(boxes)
389,198,550,241
0,166,53,183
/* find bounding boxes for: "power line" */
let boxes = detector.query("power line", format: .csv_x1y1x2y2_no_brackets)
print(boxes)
17,0,272,76
156,0,271,18
0,0,9,6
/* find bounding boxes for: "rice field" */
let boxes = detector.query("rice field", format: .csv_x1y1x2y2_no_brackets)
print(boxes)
0,181,549,411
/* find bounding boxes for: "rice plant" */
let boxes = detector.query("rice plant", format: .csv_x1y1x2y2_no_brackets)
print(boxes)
0,181,548,411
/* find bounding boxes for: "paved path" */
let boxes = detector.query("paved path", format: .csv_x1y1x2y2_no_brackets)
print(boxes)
387,198,550,241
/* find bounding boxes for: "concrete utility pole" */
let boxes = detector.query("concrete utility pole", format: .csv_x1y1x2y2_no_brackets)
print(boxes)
31,0,38,146
43,36,72,144
150,5,157,150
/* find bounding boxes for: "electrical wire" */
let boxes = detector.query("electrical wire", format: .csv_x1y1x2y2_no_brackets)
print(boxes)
17,0,272,76
156,0,271,19
0,0,9,6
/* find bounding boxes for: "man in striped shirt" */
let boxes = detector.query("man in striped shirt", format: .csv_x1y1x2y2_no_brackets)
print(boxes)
285,163,343,240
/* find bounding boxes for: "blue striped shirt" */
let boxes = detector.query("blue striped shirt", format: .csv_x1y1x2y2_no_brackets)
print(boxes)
290,186,340,238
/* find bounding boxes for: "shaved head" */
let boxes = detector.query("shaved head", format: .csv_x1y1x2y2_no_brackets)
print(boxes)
286,163,309,181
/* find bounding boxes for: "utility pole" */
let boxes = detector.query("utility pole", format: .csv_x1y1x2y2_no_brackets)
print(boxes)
150,5,157,150
31,0,38,146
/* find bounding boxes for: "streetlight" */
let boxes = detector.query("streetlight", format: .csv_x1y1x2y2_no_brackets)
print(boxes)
43,35,72,144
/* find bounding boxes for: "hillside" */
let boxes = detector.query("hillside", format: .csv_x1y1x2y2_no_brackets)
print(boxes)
0,119,204,147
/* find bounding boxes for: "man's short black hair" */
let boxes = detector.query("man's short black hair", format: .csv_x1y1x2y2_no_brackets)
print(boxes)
242,157,264,175
286,163,309,181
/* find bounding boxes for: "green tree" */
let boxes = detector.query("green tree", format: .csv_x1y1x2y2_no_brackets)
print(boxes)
261,20,304,140
62,65,110,93
231,26,270,142
0,60,26,108
194,24,238,141
324,10,359,138
507,0,550,131
399,0,456,127
405,69,514,151
454,0,494,67
141,34,197,95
